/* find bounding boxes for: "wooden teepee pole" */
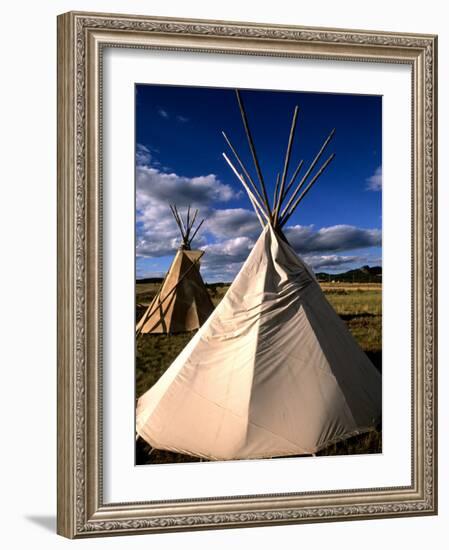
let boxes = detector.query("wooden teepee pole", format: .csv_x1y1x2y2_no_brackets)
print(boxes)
272,173,280,213
244,176,265,228
189,218,206,245
235,90,272,217
280,128,335,220
222,131,268,214
169,204,185,240
186,208,199,246
190,208,199,229
186,205,191,235
273,105,299,226
222,152,268,227
280,153,336,227
283,159,304,201
175,205,188,240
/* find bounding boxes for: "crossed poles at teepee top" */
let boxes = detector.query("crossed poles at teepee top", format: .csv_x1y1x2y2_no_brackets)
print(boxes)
222,89,336,231
169,204,205,250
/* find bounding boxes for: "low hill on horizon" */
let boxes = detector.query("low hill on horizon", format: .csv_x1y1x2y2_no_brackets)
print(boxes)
315,265,382,283
136,277,164,284
136,265,382,286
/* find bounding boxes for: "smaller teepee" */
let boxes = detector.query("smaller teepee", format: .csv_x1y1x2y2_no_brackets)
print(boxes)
136,205,214,335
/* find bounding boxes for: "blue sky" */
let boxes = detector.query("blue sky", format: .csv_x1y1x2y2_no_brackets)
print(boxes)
135,84,382,282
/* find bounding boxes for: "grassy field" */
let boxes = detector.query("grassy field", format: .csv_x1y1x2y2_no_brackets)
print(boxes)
136,281,382,464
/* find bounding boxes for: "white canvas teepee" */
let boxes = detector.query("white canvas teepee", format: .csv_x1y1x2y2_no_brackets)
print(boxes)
136,205,214,335
136,91,381,459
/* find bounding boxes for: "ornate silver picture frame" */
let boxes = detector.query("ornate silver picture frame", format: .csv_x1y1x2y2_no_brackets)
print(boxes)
57,11,437,538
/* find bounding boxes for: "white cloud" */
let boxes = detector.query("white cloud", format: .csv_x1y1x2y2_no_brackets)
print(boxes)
135,150,239,258
156,108,189,123
136,144,152,166
202,236,254,262
285,224,381,253
137,166,235,213
366,165,382,191
204,208,259,240
135,148,382,281
200,237,255,281
303,254,366,270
